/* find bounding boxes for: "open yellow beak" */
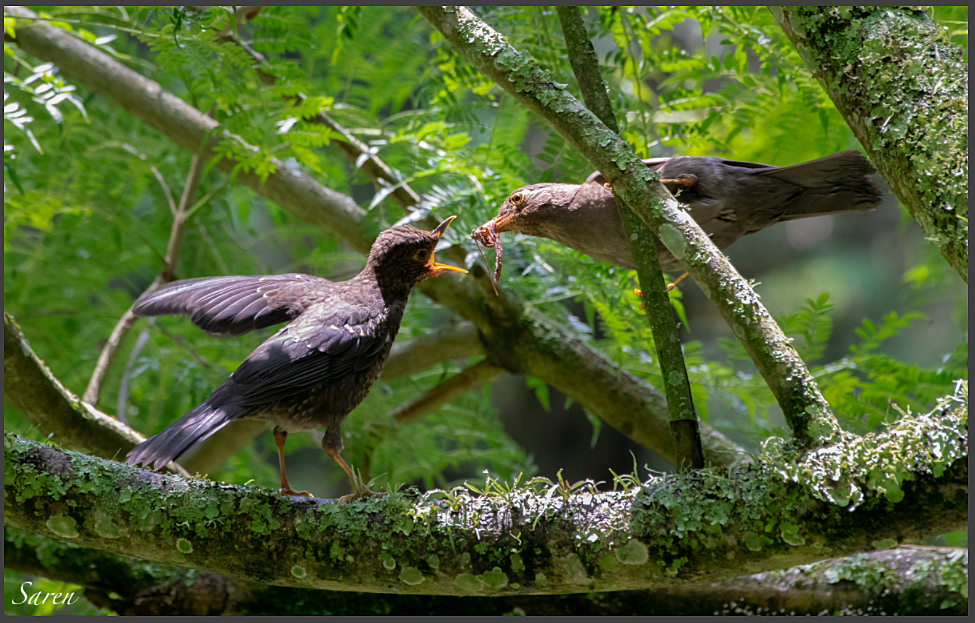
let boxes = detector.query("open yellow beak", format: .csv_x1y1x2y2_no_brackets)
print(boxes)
427,216,467,275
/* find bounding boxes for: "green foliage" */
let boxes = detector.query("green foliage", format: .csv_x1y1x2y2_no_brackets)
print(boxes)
2,1,966,553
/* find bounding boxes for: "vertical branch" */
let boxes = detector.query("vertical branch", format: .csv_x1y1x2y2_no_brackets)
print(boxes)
556,7,704,469
82,151,208,407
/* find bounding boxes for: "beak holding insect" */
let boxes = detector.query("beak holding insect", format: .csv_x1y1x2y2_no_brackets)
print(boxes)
425,216,467,277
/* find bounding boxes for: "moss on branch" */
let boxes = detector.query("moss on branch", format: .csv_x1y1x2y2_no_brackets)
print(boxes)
771,6,968,283
4,385,966,595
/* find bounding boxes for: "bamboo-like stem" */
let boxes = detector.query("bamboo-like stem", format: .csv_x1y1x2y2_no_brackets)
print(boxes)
556,7,704,469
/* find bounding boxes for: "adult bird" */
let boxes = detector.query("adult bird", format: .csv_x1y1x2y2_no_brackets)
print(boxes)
473,151,882,282
127,217,467,501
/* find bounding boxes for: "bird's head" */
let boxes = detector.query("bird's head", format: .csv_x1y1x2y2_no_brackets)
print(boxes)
476,183,580,242
368,216,467,289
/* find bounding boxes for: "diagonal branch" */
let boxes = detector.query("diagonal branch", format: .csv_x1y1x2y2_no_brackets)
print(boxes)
557,6,704,470
4,312,190,477
6,6,747,467
417,6,840,450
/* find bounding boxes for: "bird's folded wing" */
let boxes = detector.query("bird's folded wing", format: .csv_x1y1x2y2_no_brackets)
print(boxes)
133,274,332,336
226,306,387,407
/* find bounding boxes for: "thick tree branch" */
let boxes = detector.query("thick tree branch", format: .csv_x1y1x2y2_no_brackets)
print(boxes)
7,528,966,614
3,389,966,595
417,6,840,449
557,6,704,470
3,312,189,477
771,6,968,284
381,320,482,380
5,6,747,468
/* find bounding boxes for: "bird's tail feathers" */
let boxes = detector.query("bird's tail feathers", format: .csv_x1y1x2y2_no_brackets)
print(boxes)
764,151,883,220
126,402,240,471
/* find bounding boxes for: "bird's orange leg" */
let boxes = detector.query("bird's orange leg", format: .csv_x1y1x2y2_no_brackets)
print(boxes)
274,428,313,498
633,272,689,309
324,445,379,504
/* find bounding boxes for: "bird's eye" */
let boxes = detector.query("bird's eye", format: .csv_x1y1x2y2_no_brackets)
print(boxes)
413,249,430,262
509,192,525,206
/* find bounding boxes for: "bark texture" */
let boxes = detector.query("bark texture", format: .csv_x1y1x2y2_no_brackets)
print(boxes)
6,528,966,614
4,389,966,596
772,6,968,283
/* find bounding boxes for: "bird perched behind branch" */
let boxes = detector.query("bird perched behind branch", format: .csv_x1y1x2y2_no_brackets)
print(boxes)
127,217,467,501
474,151,883,275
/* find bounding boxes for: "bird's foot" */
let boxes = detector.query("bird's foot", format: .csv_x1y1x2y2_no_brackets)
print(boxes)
279,487,314,498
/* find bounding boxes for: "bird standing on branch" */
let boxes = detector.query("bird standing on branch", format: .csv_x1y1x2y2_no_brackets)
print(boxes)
473,151,883,285
127,217,467,501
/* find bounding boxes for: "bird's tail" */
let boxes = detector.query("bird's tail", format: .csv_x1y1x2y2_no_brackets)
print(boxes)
126,402,240,471
761,151,883,221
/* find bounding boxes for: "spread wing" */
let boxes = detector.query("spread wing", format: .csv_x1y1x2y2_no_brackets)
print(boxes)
133,274,332,337
217,302,390,408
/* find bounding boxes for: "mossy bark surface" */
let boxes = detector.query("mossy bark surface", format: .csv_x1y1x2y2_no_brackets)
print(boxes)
4,389,966,596
772,6,968,284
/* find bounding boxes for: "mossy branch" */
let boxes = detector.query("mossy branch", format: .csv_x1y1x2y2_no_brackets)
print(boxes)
4,6,746,468
6,528,966,615
3,387,966,595
417,6,840,449
557,6,704,469
771,6,968,284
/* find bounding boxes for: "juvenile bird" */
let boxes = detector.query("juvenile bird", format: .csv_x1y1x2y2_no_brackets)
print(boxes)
473,151,882,280
127,217,467,501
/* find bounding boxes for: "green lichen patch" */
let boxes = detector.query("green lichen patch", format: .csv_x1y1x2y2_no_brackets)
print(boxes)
46,515,78,539
291,565,307,579
480,567,508,590
615,539,649,565
95,516,120,539
176,538,193,554
399,566,424,586
454,572,482,593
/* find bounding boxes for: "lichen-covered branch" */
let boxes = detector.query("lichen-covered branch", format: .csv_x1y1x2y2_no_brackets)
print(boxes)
4,6,746,468
4,389,966,595
417,6,840,449
557,6,704,469
6,528,966,615
3,312,189,477
771,6,968,284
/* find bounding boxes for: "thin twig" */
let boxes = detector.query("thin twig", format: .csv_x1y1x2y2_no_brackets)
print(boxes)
83,149,209,406
220,31,422,211
116,320,153,424
557,7,705,469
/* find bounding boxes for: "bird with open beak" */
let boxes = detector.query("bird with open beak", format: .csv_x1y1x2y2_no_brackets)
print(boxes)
127,217,467,501
472,152,882,289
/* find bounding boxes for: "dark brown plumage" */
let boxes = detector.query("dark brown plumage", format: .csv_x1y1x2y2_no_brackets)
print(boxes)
126,217,466,500
477,151,883,273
